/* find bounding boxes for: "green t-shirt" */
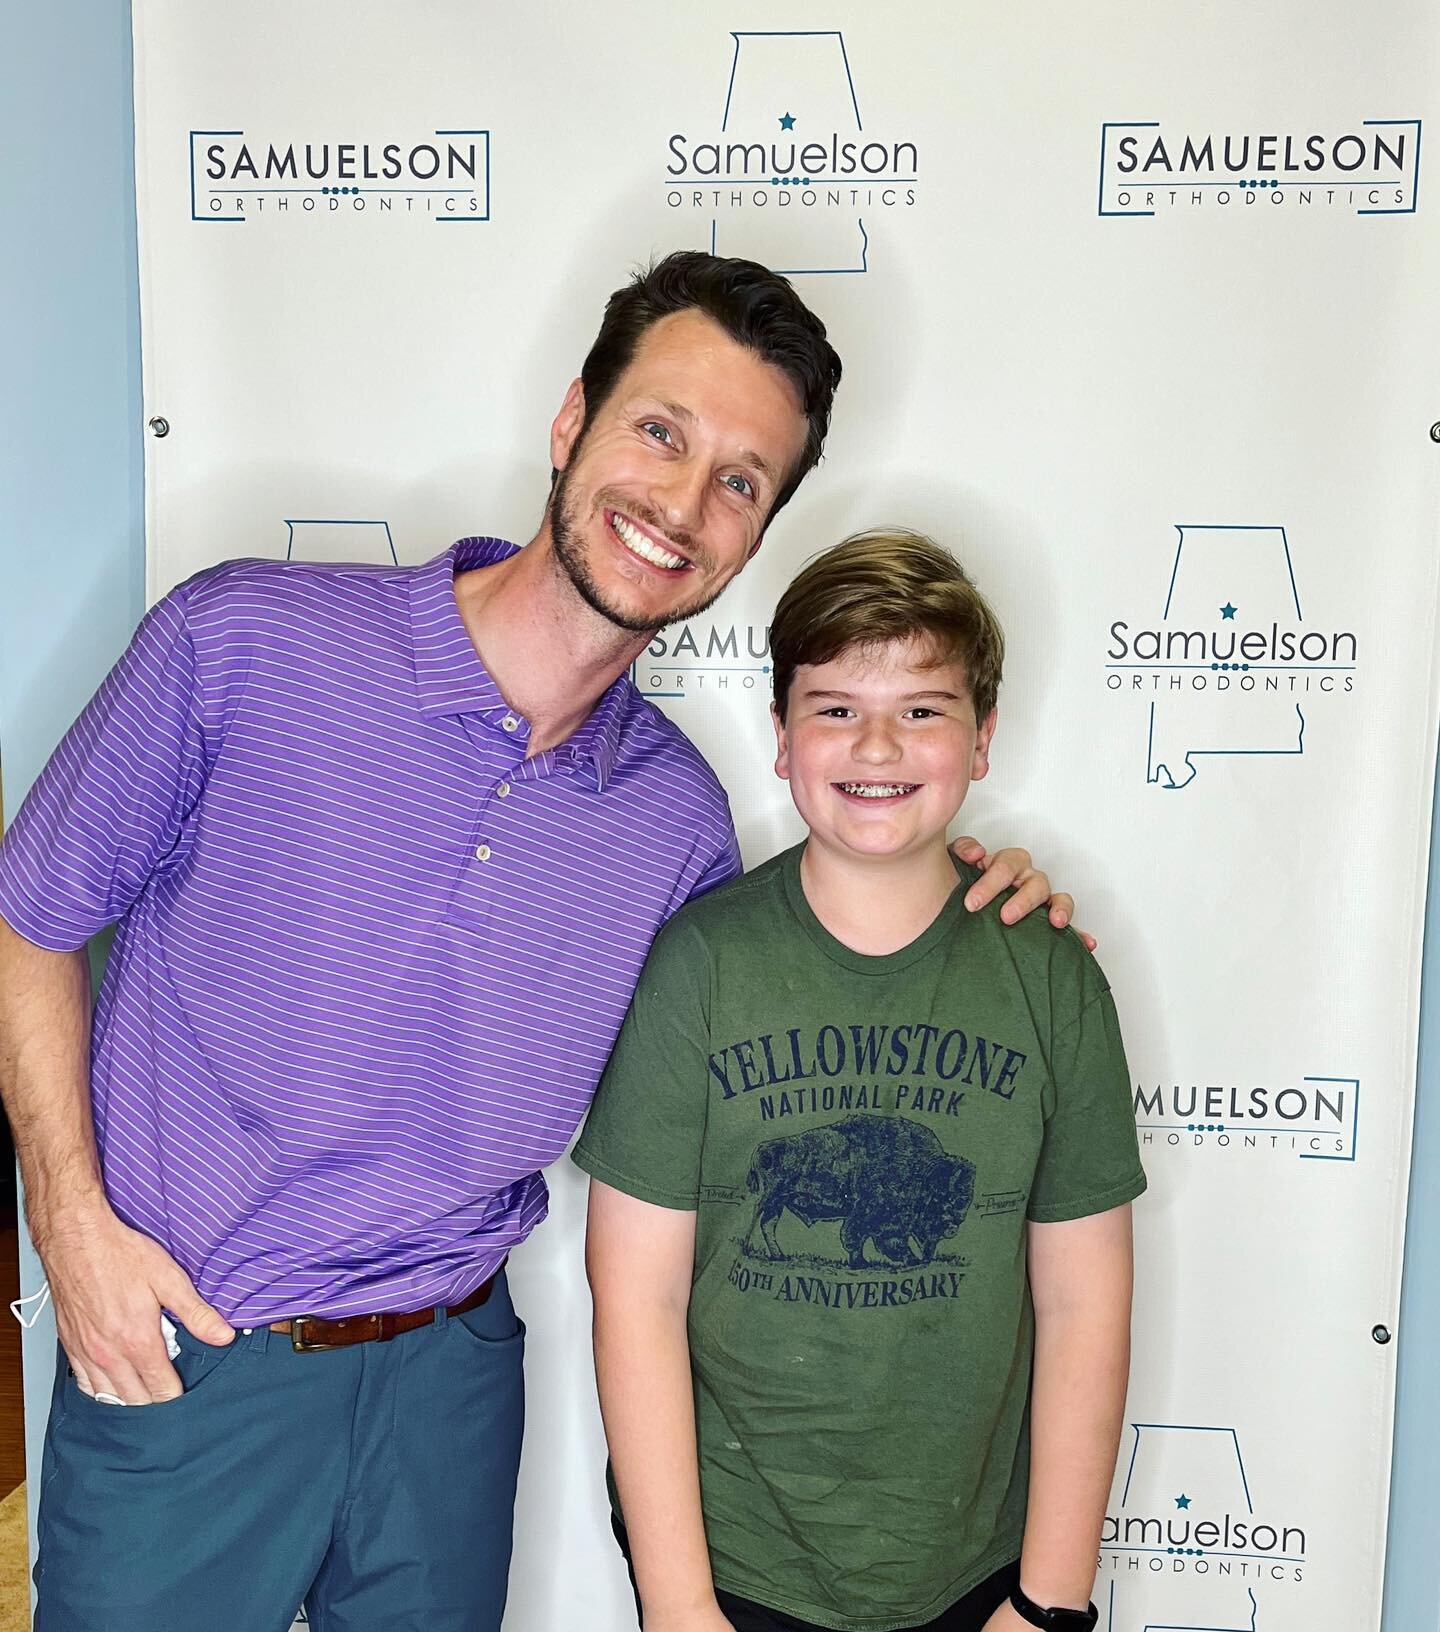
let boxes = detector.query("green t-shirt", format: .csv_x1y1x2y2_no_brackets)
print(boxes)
573,844,1145,1632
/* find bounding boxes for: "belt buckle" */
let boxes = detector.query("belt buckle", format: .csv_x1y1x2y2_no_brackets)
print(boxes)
289,1316,338,1353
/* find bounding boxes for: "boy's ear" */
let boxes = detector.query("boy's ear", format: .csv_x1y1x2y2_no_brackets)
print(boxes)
970,708,998,783
770,703,791,781
549,378,587,473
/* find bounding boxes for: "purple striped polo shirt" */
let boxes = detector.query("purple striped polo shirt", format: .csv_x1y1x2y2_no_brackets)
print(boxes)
0,538,741,1323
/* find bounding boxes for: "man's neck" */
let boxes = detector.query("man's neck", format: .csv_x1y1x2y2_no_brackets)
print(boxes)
799,838,963,957
453,525,654,755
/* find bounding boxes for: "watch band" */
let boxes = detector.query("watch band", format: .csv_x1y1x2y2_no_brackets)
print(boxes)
1008,1582,1099,1630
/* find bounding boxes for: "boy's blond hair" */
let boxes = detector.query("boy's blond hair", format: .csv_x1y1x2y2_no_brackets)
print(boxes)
769,528,1005,722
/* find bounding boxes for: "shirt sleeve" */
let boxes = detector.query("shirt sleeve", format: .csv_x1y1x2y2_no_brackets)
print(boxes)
0,590,209,951
686,822,743,904
572,915,713,1210
1027,958,1147,1224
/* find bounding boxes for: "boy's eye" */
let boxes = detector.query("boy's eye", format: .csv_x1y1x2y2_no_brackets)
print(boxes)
820,706,854,719
642,422,673,444
906,707,940,720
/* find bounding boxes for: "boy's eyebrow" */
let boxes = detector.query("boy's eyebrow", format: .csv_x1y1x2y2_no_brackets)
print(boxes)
645,397,779,485
797,687,968,702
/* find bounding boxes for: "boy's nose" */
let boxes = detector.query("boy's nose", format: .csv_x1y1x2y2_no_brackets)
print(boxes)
852,724,902,764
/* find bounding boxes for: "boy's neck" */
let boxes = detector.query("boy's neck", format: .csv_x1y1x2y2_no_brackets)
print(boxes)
798,837,963,957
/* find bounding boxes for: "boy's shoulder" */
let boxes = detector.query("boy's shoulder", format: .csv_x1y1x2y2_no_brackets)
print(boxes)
955,861,1113,1015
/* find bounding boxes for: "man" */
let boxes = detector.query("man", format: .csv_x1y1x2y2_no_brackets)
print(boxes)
0,253,1075,1631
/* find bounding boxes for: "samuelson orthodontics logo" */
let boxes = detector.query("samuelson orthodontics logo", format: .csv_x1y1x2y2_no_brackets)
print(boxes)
634,618,773,699
190,127,490,223
664,29,919,274
1101,1422,1307,1632
1099,117,1420,216
1104,525,1357,792
1133,1074,1360,1161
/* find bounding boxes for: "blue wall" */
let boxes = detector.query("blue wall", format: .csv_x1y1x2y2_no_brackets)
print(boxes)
1383,771,1440,1632
0,7,1436,1626
1,0,146,1528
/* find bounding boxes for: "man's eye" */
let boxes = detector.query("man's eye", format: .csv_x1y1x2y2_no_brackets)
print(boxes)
642,422,673,444
723,473,754,497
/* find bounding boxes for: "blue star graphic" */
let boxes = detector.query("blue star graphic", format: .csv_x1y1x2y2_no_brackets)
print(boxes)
1175,1493,1192,1510
779,112,796,130
1220,603,1237,620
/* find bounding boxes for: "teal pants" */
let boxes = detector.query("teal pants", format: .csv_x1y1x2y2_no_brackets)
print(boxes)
33,1273,525,1631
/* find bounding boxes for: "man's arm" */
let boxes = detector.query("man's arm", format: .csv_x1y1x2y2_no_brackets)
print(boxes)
587,1179,734,1632
983,1204,1132,1629
0,917,232,1404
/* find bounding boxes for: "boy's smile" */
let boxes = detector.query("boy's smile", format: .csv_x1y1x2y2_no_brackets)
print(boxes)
835,780,920,802
772,635,997,867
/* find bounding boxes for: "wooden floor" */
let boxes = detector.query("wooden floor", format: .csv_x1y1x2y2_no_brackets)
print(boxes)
0,1207,26,1630
0,1218,21,1499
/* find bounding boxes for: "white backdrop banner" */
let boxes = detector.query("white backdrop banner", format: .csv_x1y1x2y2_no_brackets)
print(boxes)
130,2,1440,1628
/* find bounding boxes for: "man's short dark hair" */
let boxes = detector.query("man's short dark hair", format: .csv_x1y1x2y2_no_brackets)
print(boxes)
579,251,843,520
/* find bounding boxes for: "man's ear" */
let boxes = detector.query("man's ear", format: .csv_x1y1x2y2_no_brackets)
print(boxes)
970,707,998,782
771,702,791,781
550,378,586,473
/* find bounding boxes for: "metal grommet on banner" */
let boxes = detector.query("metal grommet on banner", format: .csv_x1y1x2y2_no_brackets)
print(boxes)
1430,421,1440,444
1372,1324,1392,1345
148,415,171,438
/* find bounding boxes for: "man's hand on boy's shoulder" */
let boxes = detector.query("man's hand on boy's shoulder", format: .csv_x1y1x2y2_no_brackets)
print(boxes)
951,839,1098,954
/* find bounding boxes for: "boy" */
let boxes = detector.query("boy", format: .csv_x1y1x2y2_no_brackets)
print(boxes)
574,528,1144,1632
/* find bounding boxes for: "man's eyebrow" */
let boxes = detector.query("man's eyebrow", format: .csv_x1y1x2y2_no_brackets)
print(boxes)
646,398,780,486
737,446,781,485
653,397,696,425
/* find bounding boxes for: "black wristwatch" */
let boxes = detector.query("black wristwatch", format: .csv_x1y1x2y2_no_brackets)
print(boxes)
1008,1582,1098,1630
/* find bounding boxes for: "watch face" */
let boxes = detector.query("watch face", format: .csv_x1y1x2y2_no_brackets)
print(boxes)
1044,1610,1098,1631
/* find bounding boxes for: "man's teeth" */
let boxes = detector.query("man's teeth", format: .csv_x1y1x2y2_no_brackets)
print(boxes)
612,514,687,570
839,783,918,798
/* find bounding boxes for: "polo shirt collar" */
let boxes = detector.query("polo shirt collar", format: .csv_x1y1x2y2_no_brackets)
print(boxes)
409,537,633,791
409,537,519,722
564,672,630,792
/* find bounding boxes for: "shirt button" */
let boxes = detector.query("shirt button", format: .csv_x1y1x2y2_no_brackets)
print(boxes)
501,714,520,733
474,844,492,862
496,782,511,799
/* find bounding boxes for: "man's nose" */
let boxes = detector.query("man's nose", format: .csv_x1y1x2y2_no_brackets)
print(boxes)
654,457,708,534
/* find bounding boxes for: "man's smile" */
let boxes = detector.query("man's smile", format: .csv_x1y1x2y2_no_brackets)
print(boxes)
604,507,694,574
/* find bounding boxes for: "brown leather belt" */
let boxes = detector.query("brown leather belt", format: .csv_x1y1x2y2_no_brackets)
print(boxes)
270,1262,506,1353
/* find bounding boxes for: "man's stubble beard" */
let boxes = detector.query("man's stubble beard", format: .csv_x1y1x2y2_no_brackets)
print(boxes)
548,462,736,637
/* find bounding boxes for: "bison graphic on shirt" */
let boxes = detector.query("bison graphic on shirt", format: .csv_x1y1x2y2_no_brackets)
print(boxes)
744,1115,975,1269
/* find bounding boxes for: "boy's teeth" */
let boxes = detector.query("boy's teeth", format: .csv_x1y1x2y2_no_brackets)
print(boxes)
612,513,686,570
840,782,916,798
